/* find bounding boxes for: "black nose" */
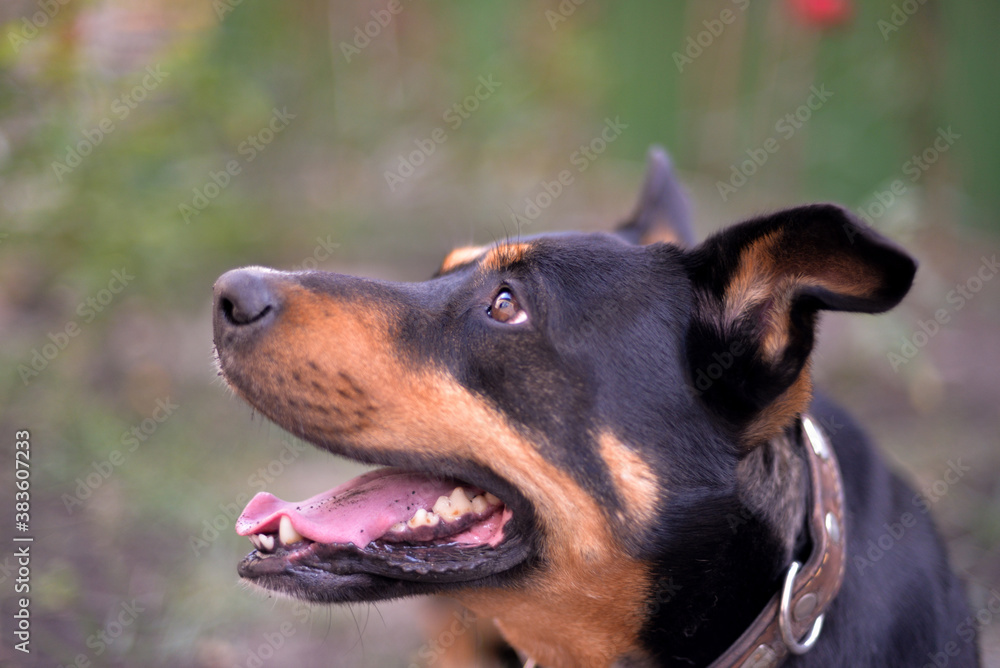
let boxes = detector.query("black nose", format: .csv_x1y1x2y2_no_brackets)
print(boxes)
214,268,280,330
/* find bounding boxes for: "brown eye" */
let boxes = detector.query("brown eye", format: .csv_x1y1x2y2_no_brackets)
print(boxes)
488,289,527,324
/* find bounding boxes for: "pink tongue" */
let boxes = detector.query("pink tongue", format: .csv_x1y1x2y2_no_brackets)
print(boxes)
236,468,461,547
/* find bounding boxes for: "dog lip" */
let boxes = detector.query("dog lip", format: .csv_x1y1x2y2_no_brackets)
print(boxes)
237,508,530,586
234,465,535,591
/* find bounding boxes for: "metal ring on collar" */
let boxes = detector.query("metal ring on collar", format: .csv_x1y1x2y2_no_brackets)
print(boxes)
779,560,824,655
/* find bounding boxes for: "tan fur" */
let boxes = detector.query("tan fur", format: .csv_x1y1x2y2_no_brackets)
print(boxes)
719,229,781,332
439,242,534,275
439,245,487,274
599,431,659,527
459,547,652,668
482,242,531,271
639,226,681,246
758,274,806,362
743,369,813,447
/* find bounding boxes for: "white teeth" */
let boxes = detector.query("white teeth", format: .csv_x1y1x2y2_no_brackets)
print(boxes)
249,533,274,552
431,495,450,516
470,495,489,514
430,487,475,522
400,488,504,531
407,508,440,528
432,487,474,522
279,516,304,545
449,487,473,514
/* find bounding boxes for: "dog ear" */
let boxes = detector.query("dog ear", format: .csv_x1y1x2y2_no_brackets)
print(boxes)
618,146,695,246
684,204,916,447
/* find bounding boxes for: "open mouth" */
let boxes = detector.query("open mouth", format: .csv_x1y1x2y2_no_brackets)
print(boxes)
235,466,532,597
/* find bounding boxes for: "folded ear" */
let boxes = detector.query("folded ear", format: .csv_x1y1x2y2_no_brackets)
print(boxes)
684,204,916,447
617,146,696,246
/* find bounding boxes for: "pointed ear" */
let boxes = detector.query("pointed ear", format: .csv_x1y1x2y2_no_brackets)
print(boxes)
617,146,696,246
684,204,916,447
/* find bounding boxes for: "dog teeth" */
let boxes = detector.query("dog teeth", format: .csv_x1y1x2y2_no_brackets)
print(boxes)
470,495,489,514
409,487,504,527
432,486,475,522
251,533,275,553
279,516,304,545
448,487,472,513
407,508,441,528
431,495,452,519
449,486,473,513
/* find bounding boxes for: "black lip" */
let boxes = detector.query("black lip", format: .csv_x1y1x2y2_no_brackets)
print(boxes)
240,531,533,584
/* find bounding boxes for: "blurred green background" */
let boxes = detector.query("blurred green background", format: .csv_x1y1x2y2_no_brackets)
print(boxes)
1,0,999,666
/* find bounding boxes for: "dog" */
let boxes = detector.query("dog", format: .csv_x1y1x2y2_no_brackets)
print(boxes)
212,148,977,667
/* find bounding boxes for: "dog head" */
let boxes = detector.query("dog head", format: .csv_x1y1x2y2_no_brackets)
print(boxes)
213,148,915,666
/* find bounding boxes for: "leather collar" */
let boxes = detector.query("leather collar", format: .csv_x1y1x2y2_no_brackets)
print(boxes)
522,415,847,668
706,415,848,668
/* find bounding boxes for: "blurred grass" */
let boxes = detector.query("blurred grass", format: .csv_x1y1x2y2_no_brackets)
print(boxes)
1,0,998,665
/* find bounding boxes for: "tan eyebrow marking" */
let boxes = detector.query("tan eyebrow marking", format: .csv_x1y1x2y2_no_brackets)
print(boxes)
438,245,487,274
482,242,531,271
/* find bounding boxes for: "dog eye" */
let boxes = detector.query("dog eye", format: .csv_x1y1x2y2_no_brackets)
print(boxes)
488,289,527,324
